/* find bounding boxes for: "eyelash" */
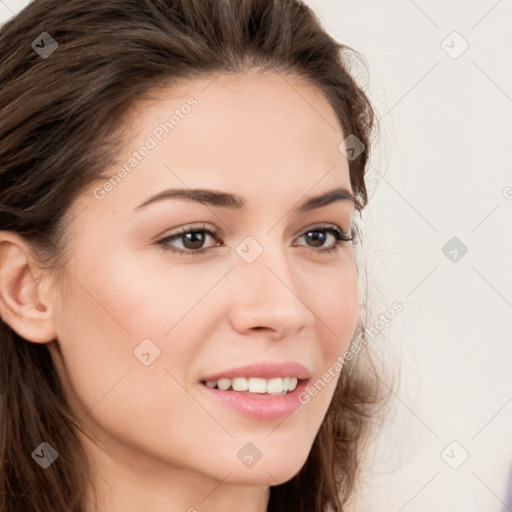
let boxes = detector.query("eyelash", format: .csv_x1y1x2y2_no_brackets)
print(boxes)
155,223,357,257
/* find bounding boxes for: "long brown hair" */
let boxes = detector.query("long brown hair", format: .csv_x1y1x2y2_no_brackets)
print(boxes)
0,0,385,510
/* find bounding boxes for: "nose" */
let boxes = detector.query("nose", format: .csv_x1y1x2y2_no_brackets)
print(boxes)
227,240,316,340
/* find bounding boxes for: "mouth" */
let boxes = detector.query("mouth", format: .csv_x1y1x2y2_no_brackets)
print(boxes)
198,377,310,421
200,376,307,396
197,361,311,419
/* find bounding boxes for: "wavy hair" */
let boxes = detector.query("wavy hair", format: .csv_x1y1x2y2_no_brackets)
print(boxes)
0,0,385,510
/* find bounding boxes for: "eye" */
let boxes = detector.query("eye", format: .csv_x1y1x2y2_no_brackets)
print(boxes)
293,224,357,254
155,223,221,256
155,223,357,256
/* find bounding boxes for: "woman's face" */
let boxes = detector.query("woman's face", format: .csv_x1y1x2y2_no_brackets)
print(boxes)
47,71,359,495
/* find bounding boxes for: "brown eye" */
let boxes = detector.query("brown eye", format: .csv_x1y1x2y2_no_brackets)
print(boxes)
294,225,356,254
176,231,208,250
156,224,222,256
303,229,328,247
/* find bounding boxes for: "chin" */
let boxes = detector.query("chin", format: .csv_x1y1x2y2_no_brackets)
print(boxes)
225,456,308,486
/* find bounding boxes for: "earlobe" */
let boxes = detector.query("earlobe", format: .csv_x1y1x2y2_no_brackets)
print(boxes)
0,231,57,343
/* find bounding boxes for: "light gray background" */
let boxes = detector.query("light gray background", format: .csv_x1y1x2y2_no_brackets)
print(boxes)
1,1,511,511
302,2,512,512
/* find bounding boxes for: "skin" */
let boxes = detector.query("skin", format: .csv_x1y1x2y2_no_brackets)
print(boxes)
0,70,359,512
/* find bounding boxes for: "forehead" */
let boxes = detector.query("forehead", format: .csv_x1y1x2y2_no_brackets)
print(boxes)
81,71,351,214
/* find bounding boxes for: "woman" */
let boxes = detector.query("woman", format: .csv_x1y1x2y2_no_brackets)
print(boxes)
0,0,384,510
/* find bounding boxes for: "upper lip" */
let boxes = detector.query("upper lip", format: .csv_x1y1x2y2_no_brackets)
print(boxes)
200,362,311,382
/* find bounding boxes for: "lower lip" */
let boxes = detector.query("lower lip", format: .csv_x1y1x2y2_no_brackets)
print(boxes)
199,379,309,421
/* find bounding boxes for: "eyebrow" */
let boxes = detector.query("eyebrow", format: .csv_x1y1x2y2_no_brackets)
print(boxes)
133,186,357,214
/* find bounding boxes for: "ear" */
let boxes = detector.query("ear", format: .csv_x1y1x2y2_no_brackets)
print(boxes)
0,231,57,343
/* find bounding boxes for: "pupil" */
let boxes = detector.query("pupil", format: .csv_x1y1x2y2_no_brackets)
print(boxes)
307,230,325,247
184,232,204,249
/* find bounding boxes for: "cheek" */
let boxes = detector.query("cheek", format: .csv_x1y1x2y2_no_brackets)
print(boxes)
51,251,227,418
310,263,359,357
51,259,215,464
288,263,359,431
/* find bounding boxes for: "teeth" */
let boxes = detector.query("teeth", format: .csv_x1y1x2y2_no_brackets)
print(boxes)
249,377,267,393
232,377,249,391
217,378,231,391
204,376,299,394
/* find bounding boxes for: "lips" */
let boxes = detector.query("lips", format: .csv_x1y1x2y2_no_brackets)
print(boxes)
199,376,309,421
200,361,311,382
